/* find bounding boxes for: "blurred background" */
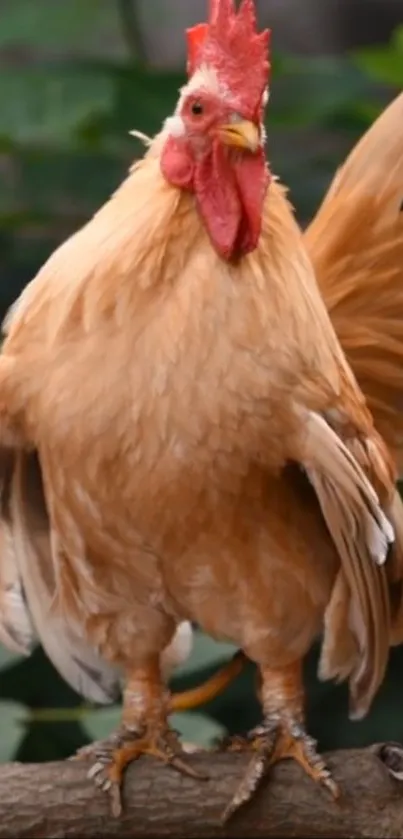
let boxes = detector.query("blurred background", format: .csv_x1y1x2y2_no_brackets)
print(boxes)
0,0,402,765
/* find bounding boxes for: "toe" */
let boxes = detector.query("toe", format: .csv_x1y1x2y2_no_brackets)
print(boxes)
222,726,278,823
287,726,339,799
82,726,207,819
222,717,340,823
110,783,123,819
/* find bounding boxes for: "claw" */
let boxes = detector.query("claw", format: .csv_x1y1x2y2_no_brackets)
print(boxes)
76,724,208,817
88,760,105,780
222,716,339,823
101,778,112,792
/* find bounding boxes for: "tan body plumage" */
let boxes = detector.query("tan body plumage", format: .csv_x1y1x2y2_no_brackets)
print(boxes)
174,88,403,715
0,9,402,814
175,89,403,713
0,161,395,692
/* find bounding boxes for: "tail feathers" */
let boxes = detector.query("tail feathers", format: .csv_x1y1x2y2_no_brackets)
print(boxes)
313,92,403,209
305,92,403,467
304,411,392,718
4,449,122,704
170,650,247,713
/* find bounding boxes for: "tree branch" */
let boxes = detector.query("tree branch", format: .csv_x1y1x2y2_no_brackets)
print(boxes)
0,744,402,838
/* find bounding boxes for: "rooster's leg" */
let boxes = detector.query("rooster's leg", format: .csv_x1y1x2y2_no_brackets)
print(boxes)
222,660,339,822
74,658,206,816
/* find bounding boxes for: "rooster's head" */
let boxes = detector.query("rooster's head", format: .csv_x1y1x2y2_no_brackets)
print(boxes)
160,0,271,261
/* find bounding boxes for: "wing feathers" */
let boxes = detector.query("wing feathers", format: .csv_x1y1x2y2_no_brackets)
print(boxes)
6,450,122,704
0,449,34,655
0,447,193,699
303,412,391,715
0,529,34,655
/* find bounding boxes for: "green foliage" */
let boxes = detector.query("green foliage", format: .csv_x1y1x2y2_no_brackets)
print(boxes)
0,66,114,146
82,704,226,749
0,0,122,54
2,635,403,763
353,25,403,87
0,0,398,316
0,1,402,765
0,700,27,762
270,54,375,129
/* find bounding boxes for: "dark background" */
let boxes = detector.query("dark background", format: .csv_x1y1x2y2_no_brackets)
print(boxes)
0,0,402,765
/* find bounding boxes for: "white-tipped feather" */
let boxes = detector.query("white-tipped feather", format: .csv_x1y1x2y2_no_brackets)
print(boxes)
129,130,153,147
305,412,391,714
305,413,394,564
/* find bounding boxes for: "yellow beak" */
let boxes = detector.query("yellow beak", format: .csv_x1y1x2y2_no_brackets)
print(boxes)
218,120,260,152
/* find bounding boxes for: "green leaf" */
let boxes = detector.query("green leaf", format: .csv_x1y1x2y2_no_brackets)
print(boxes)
0,701,26,762
393,25,403,53
82,706,121,742
353,50,403,87
82,704,225,751
269,55,371,129
81,634,237,743
0,66,115,145
353,27,403,86
174,629,238,679
0,646,25,672
171,711,226,748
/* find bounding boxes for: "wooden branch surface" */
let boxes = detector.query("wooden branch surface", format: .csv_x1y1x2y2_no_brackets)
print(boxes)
1,745,402,838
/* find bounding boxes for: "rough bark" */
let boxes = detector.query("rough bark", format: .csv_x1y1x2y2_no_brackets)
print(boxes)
0,744,402,838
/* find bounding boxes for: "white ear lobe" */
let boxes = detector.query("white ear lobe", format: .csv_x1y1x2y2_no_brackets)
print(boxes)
163,115,186,137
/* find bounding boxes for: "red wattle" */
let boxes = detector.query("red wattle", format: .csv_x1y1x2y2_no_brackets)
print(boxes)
194,143,268,260
194,144,241,260
161,136,269,261
232,148,270,254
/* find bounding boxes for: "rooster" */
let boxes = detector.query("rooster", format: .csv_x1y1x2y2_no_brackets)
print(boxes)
0,0,400,820
171,87,403,745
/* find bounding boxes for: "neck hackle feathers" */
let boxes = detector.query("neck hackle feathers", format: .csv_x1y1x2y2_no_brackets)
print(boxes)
186,0,271,120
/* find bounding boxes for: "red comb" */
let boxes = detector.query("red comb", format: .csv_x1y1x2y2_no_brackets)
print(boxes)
186,23,209,76
186,0,271,119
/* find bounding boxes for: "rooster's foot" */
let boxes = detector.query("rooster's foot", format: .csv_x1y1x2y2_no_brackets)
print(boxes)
222,716,339,822
74,724,206,817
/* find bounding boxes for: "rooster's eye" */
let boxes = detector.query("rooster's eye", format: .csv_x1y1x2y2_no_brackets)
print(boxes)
191,101,204,116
